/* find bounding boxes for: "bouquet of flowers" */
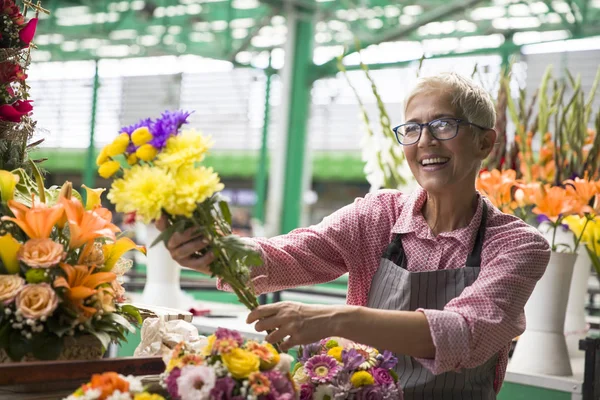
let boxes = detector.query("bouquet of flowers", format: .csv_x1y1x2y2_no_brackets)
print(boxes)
97,111,263,313
161,327,296,400
64,372,164,400
293,337,403,400
0,164,143,361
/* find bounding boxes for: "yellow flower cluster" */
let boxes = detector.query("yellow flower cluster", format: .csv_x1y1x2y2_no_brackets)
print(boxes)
155,130,213,171
221,348,261,379
350,370,375,387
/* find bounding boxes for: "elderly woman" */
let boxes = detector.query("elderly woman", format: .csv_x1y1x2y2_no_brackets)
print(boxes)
157,72,550,399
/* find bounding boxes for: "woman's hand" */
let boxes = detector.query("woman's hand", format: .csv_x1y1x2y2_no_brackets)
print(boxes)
246,301,347,351
155,215,215,275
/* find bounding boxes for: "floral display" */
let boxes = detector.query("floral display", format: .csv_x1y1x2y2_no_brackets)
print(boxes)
0,164,143,361
97,111,264,315
64,372,164,400
292,337,403,400
161,327,295,400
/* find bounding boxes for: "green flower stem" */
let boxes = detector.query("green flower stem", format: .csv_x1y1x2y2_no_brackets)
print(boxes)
573,215,592,250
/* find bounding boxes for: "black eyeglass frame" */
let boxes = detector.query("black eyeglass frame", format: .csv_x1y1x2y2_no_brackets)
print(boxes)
392,118,490,145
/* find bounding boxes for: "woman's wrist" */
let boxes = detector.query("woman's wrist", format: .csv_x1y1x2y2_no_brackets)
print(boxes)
329,305,361,337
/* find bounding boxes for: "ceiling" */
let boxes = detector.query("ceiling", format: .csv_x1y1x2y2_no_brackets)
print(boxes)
32,0,600,70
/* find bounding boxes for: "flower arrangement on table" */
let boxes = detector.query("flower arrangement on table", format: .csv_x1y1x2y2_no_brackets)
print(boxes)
0,164,143,361
64,372,164,400
161,327,295,400
96,110,264,317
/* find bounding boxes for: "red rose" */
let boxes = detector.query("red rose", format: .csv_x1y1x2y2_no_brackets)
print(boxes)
0,100,33,122
0,62,26,84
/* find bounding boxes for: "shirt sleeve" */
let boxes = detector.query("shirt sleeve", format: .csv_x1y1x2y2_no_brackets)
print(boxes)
414,223,551,374
218,191,392,295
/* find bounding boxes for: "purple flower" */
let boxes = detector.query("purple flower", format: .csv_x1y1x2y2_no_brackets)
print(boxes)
331,371,355,399
536,214,551,225
305,355,342,384
381,383,402,400
342,348,365,371
378,351,398,370
299,384,314,400
210,376,236,400
298,342,321,363
120,118,152,135
263,370,294,397
214,327,244,345
357,385,383,400
166,367,182,400
149,110,192,149
370,368,393,386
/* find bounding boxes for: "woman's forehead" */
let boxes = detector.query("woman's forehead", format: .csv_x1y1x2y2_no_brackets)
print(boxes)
405,92,459,119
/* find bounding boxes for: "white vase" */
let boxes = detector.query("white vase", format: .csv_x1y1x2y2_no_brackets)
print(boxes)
509,251,577,376
140,224,193,310
564,247,591,358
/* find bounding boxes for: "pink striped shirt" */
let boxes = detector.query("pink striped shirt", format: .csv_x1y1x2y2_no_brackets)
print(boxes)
244,187,550,392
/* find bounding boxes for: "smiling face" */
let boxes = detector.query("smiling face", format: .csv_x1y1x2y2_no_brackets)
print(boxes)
403,90,494,196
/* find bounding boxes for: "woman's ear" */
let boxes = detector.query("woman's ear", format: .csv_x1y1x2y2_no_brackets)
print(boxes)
479,129,497,157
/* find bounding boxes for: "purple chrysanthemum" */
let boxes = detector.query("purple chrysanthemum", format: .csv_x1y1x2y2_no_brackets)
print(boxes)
341,348,365,371
299,384,314,400
298,342,321,363
149,110,192,149
304,355,341,384
378,351,398,370
214,327,244,345
120,118,152,135
356,384,383,400
166,367,182,399
210,376,236,400
263,370,295,398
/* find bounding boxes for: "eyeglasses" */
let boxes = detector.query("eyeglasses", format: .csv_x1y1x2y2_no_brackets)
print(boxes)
392,118,489,145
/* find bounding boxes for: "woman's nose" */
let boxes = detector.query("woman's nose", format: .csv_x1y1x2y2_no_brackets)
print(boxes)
417,125,438,147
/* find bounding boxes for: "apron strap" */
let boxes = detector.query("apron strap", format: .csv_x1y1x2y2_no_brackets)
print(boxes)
465,200,488,268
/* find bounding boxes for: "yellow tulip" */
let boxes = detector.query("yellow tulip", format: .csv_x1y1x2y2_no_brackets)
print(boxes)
135,144,158,162
81,185,105,210
98,161,121,179
0,234,22,274
131,127,153,146
564,215,591,244
102,237,146,271
585,219,600,257
0,170,19,203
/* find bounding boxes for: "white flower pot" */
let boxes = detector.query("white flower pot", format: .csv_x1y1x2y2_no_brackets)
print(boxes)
564,247,591,358
509,251,577,376
140,224,193,310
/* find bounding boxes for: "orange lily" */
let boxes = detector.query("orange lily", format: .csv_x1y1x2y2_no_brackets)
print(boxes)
53,263,116,318
564,176,598,215
532,184,575,222
1,200,64,239
60,197,120,249
476,169,517,213
102,237,146,272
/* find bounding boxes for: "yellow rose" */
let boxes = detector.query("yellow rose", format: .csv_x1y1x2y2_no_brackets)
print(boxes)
292,366,309,384
135,144,158,162
131,127,153,146
106,133,130,157
202,334,216,356
98,161,121,179
0,275,25,305
221,348,260,379
17,238,65,268
15,283,58,320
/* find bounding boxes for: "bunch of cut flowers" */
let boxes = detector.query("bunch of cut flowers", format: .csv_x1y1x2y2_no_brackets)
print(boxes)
97,110,264,315
161,327,295,400
64,372,164,400
0,164,143,361
293,337,403,400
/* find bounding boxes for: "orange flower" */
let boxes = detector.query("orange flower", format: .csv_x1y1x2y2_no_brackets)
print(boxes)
1,200,64,239
563,176,598,215
17,238,65,268
83,372,129,400
532,184,575,222
53,263,116,318
60,197,120,249
476,169,517,213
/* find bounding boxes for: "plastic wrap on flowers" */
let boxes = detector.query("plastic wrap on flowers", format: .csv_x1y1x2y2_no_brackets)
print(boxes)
161,327,296,400
292,337,403,400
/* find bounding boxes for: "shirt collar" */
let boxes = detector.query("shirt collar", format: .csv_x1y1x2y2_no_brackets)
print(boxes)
392,186,485,248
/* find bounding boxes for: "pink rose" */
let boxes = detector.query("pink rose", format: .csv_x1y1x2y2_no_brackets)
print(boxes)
18,238,65,268
0,275,25,305
370,367,394,386
15,283,58,319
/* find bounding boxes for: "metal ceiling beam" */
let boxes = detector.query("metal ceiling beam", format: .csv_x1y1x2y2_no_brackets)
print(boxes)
313,0,485,80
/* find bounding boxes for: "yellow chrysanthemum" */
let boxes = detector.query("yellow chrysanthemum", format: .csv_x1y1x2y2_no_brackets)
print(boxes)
98,161,122,179
162,166,224,217
106,133,130,157
131,127,153,146
327,346,343,363
107,165,175,223
127,153,138,166
136,144,158,162
350,371,375,388
221,348,260,379
133,394,165,400
155,130,213,171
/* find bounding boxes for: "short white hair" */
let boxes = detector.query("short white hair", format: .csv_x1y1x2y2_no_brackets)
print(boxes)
404,72,496,130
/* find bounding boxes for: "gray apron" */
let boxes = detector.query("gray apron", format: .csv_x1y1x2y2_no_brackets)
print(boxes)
367,201,498,400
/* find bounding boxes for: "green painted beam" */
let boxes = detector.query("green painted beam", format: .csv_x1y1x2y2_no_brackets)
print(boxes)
83,59,99,191
30,149,368,182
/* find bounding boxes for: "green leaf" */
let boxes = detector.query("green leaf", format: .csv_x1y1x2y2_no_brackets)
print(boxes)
88,329,111,351
0,322,10,349
150,219,186,248
6,331,30,361
219,201,232,226
31,333,63,360
119,305,142,325
108,312,136,333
